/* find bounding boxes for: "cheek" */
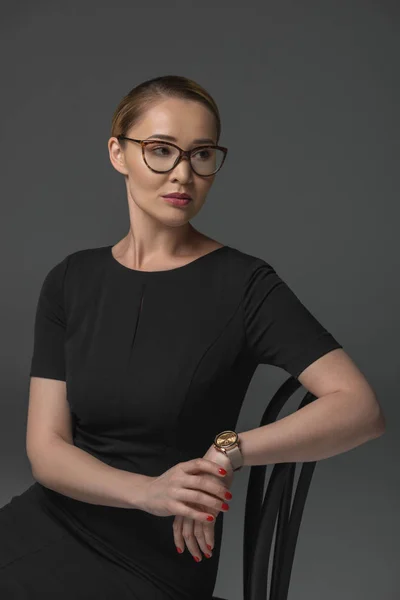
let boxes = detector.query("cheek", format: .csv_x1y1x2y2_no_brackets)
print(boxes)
129,162,165,192
198,179,213,197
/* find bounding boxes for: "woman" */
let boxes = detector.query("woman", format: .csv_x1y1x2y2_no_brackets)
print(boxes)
0,75,384,599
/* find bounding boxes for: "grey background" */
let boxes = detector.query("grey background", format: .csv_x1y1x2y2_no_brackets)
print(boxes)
1,1,398,598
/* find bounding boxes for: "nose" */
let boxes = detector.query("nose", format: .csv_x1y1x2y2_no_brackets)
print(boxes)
171,154,194,178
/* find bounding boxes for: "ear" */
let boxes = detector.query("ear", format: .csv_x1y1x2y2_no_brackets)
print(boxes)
108,137,129,176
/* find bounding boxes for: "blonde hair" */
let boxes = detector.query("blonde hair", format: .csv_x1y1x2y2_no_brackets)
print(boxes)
110,75,221,145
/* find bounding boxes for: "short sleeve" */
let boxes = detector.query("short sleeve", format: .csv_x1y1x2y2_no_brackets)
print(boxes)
29,255,70,381
243,261,343,378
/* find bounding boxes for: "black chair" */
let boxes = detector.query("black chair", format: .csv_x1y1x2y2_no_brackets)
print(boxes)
212,375,319,600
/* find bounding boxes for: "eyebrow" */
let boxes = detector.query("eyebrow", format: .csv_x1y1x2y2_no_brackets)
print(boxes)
146,133,216,145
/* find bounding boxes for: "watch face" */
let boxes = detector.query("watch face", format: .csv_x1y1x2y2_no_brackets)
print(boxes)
215,430,238,447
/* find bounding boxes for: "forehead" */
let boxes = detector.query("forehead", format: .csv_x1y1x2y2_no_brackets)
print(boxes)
129,97,217,144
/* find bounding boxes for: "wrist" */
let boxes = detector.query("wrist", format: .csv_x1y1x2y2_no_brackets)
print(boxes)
211,430,244,473
206,444,233,472
126,473,154,511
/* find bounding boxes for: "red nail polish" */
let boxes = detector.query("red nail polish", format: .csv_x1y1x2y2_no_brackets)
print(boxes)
206,515,214,521
219,468,227,475
205,553,211,558
221,502,229,510
206,544,213,551
176,547,183,554
225,491,232,500
194,556,201,562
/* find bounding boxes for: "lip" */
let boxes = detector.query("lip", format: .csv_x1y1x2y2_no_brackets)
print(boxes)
162,192,192,200
162,195,191,207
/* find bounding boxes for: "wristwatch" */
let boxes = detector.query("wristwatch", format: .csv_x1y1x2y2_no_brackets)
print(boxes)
213,430,243,472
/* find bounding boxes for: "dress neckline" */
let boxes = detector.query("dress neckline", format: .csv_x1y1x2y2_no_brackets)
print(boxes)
107,244,229,275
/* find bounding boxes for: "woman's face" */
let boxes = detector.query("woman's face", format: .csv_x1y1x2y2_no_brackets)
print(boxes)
108,97,219,227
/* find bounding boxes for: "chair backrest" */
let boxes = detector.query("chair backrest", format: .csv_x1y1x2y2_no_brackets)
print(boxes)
213,375,319,600
244,375,318,600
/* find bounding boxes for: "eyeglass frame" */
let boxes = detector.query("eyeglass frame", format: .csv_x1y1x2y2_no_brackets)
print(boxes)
116,135,228,177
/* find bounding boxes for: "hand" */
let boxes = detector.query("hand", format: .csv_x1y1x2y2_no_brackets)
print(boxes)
141,453,232,522
172,445,234,562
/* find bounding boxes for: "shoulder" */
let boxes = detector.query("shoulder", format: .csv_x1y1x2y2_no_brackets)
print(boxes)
50,244,108,274
223,245,277,282
65,245,109,278
38,245,108,294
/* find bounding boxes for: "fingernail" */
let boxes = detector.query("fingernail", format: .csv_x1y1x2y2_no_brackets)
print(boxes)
205,553,211,558
194,556,201,562
225,491,232,500
176,547,183,554
206,544,213,551
221,502,229,510
206,515,214,521
219,468,227,475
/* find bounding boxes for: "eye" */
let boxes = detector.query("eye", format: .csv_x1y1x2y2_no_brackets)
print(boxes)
150,145,172,156
192,148,212,160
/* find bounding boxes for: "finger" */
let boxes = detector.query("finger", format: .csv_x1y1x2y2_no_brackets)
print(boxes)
201,521,215,556
182,458,228,479
193,519,212,558
181,472,232,505
177,487,229,517
173,515,185,555
182,516,203,562
173,505,215,557
169,497,218,523
187,502,215,558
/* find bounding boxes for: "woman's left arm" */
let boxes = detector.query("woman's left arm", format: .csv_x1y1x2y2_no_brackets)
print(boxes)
238,348,385,466
173,348,385,560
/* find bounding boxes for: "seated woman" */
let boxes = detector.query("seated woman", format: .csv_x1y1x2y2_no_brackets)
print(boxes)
0,74,384,600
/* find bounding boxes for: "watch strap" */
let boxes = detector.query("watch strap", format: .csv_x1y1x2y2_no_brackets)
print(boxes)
225,443,243,471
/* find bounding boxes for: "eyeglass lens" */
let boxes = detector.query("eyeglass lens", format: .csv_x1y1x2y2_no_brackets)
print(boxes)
144,142,223,175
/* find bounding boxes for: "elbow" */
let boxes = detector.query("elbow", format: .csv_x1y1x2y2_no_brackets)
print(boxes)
357,390,386,440
367,400,386,439
371,412,386,438
28,456,43,483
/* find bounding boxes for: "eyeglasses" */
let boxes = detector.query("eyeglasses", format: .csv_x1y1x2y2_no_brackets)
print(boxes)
117,135,228,177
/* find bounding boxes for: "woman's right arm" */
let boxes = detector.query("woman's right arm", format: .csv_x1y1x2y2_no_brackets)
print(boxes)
27,378,230,520
27,376,150,510
30,434,151,510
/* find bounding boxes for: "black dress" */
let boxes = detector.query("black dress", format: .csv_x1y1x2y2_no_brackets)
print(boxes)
0,244,342,599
